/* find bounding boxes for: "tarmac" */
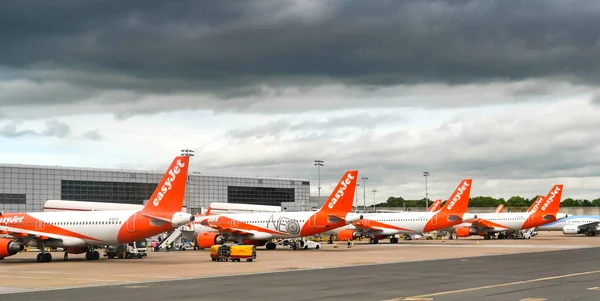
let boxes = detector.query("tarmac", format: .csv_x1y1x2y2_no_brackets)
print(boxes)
1,233,599,300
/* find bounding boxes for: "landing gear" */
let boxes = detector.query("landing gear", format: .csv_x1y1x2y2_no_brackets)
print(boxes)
484,234,491,240
85,250,100,260
265,242,277,250
390,237,399,244
369,238,379,244
36,240,51,262
36,252,52,263
497,233,505,239
328,235,334,244
64,251,69,261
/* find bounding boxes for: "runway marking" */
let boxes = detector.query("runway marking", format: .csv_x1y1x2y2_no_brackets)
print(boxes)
586,287,600,291
402,270,600,299
519,298,547,301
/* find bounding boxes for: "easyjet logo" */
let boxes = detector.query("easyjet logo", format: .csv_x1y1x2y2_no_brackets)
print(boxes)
529,197,544,213
328,172,355,209
447,181,470,210
153,159,186,207
0,216,24,224
541,186,561,211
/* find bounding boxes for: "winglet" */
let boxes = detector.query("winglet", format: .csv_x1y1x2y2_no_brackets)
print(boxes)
318,170,359,214
140,156,190,214
493,204,504,213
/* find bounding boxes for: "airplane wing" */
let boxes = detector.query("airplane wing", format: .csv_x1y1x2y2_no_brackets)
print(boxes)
0,226,90,246
352,220,410,233
577,221,599,230
470,218,509,232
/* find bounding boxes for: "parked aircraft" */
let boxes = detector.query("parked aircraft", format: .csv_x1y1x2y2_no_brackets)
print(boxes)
453,184,568,239
0,155,195,262
537,216,600,236
327,179,475,244
427,199,443,212
195,170,362,250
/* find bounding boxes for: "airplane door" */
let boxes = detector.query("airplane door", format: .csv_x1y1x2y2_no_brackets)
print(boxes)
308,214,317,228
430,214,438,226
35,220,46,231
127,214,136,233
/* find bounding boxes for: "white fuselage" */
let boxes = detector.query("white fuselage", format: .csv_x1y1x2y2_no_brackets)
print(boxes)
0,210,188,248
323,211,440,236
451,212,534,232
537,216,600,231
194,210,357,239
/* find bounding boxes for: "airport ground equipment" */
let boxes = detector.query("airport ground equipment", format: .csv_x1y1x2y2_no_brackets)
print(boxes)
210,244,256,262
229,245,256,262
210,245,230,262
104,240,148,259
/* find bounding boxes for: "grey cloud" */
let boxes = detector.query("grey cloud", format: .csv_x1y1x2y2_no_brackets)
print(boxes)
80,130,105,141
1,1,600,117
592,93,600,105
0,120,103,140
225,113,401,139
190,100,600,200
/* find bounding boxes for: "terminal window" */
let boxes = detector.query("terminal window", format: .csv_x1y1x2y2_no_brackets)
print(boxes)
0,193,26,204
61,180,158,204
227,186,295,206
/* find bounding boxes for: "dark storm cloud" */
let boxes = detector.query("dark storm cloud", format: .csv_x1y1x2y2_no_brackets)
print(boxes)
1,0,600,111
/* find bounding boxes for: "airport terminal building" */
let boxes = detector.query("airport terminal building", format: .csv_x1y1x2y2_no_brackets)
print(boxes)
0,163,312,214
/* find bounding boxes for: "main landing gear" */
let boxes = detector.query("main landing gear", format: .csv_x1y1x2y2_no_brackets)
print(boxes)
85,250,100,261
369,238,379,244
36,240,52,262
390,237,399,244
265,242,277,250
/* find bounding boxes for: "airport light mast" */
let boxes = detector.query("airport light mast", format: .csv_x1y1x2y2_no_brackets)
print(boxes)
314,160,324,212
362,177,368,211
423,171,429,210
372,189,377,212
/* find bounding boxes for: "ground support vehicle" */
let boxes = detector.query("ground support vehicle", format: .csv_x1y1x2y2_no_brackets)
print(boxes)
210,244,256,262
104,240,148,259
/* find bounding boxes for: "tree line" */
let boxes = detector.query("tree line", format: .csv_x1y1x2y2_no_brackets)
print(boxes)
377,196,600,208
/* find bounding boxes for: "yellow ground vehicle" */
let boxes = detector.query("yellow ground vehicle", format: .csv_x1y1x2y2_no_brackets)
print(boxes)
209,244,256,262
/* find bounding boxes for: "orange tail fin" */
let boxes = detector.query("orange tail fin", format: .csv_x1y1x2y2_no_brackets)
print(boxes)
318,170,358,214
527,196,544,213
536,184,563,215
493,204,504,213
141,155,190,214
440,179,472,214
428,199,442,212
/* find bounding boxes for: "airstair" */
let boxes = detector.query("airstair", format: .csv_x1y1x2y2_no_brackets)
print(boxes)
159,227,184,250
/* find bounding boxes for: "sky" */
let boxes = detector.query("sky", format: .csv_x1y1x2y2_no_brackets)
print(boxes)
1,0,600,204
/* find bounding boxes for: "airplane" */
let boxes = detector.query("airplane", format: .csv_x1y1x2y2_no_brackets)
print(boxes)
537,215,600,236
427,199,443,212
0,155,195,262
493,204,504,213
194,170,362,250
327,179,475,244
453,184,568,240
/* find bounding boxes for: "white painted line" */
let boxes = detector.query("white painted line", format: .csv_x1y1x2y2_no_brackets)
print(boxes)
519,298,547,301
586,287,600,291
404,270,600,299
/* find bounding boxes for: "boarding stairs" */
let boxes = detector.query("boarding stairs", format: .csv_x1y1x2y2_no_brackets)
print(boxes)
159,227,184,250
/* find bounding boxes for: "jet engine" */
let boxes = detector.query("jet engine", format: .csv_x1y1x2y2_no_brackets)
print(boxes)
337,229,362,241
344,213,364,224
562,225,580,235
196,232,226,249
0,238,23,259
455,227,478,238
